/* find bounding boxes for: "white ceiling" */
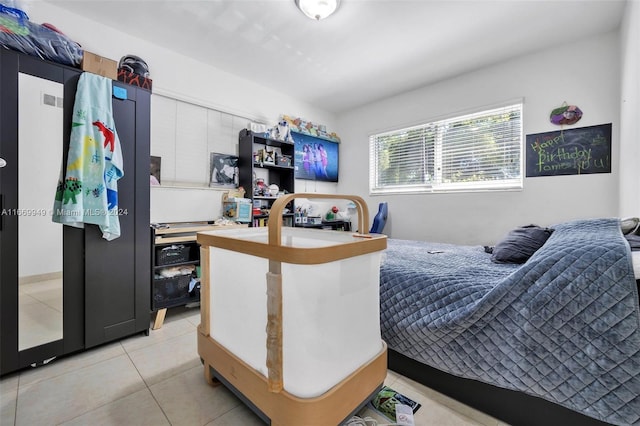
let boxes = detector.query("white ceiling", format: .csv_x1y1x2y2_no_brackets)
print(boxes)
48,0,626,113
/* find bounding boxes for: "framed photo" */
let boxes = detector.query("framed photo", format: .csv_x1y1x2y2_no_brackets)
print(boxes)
259,146,281,166
150,156,161,185
210,153,239,188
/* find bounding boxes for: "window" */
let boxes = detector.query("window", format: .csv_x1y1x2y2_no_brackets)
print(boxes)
369,103,523,194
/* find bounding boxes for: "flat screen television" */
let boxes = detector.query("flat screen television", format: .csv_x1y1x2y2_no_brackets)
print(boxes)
292,131,339,182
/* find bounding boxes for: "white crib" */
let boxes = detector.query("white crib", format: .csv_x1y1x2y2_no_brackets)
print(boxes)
197,194,387,426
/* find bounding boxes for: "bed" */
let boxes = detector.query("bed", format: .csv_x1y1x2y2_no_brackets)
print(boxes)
381,218,640,426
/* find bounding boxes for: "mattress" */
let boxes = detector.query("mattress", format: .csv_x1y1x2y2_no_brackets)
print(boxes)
207,228,384,399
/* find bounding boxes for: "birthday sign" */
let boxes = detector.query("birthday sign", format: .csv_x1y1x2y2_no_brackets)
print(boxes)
525,123,612,177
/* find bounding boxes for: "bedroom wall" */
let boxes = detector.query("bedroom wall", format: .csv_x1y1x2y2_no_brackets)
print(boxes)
337,31,621,245
618,0,640,218
25,2,339,219
26,3,336,129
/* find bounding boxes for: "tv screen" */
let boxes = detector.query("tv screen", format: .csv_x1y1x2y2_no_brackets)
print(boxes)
292,132,339,182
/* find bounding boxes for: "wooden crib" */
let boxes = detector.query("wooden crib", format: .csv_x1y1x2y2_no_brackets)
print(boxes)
197,194,388,425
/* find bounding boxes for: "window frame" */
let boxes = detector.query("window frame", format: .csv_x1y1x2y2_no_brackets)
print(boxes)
369,102,524,195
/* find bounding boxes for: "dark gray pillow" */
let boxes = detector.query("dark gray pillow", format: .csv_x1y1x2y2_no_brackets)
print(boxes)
621,217,640,235
491,225,553,264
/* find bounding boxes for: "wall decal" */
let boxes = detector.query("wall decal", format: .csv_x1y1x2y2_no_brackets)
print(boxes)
549,103,583,125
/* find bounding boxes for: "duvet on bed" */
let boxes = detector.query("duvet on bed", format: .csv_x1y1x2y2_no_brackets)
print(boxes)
380,218,640,426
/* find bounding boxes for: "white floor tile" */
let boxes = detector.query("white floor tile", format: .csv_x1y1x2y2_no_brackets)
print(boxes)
0,373,19,426
126,332,201,386
384,369,401,387
15,354,145,425
60,388,169,426
6,303,509,426
205,403,265,426
149,365,241,426
17,341,125,388
121,316,195,354
392,379,496,426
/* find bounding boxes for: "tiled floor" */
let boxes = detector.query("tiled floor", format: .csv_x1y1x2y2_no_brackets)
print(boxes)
0,307,508,426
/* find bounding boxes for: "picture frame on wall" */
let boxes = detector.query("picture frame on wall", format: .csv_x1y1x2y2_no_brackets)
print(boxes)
150,156,161,185
210,153,239,188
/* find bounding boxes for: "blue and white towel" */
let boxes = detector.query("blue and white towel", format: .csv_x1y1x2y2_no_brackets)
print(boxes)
52,72,123,240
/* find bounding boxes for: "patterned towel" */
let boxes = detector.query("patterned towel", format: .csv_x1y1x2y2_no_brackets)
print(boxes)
52,72,123,240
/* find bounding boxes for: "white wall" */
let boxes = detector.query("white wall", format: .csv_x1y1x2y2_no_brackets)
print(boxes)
26,2,339,219
337,32,621,245
27,3,336,128
618,0,640,217
24,3,631,237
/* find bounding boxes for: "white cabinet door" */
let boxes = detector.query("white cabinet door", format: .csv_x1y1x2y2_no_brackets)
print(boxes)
150,96,177,183
175,102,208,184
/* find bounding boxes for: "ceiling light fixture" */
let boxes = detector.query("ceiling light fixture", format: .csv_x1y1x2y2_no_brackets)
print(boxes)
294,0,340,20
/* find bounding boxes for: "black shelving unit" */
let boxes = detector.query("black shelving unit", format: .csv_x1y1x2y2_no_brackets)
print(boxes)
238,129,295,227
151,226,201,313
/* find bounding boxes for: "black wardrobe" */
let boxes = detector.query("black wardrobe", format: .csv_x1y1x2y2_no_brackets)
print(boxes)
0,49,151,375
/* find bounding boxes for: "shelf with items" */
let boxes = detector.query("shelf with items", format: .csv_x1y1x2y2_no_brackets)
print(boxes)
253,162,294,171
253,195,290,201
252,213,294,228
294,219,352,232
150,222,248,329
152,235,201,312
239,129,295,227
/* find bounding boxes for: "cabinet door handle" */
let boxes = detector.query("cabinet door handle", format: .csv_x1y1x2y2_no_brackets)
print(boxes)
1,159,5,230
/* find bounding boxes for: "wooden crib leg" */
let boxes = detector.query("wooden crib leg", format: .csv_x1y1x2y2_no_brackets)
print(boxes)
204,363,221,387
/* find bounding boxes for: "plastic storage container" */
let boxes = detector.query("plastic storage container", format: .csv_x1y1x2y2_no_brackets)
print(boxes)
155,244,191,265
197,193,388,426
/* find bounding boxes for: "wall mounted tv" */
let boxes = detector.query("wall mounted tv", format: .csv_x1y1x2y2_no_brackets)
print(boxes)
292,131,339,182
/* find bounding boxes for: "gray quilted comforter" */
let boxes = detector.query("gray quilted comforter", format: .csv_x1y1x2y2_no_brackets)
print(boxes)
380,218,640,425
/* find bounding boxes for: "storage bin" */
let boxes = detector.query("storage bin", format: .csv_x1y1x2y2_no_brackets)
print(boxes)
152,273,193,309
197,193,388,426
156,244,190,265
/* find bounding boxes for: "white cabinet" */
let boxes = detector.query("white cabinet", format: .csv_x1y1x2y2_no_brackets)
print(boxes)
150,95,247,186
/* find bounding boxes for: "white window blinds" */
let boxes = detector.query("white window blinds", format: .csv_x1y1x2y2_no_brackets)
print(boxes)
370,103,523,194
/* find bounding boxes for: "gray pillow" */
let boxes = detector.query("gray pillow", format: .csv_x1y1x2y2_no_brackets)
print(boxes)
491,225,553,264
620,217,639,235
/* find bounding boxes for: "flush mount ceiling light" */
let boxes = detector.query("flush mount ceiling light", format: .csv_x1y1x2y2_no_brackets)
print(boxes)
295,0,340,20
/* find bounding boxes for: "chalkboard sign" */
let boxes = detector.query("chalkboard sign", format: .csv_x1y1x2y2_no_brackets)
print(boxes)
525,123,611,177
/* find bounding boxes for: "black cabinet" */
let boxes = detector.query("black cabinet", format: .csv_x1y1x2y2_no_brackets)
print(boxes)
238,129,295,227
0,50,150,374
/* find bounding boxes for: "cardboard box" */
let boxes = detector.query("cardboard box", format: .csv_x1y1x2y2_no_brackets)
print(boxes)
117,68,153,91
81,51,118,80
